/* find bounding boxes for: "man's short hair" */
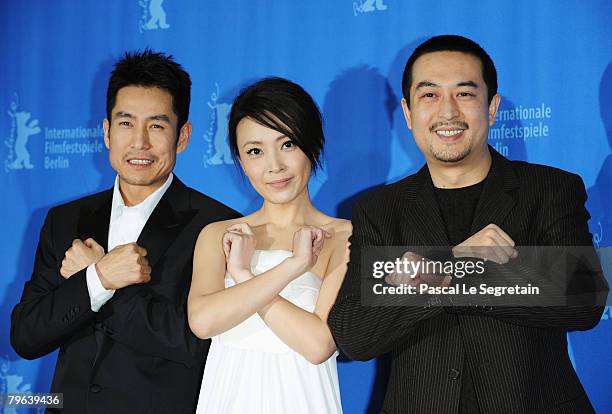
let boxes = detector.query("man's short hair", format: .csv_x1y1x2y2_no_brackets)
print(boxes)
106,49,191,135
402,35,497,107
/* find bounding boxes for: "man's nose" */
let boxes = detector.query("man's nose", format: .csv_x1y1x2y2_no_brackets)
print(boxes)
132,125,151,149
438,95,460,120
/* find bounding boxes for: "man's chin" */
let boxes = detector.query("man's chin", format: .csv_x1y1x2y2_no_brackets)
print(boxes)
118,175,159,187
432,149,471,163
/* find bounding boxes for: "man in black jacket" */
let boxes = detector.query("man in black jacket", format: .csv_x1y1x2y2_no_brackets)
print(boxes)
329,35,608,413
10,50,239,413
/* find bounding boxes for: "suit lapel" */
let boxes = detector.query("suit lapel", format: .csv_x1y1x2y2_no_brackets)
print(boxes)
76,189,113,367
136,177,198,272
401,166,450,246
402,147,518,245
78,191,112,251
470,147,518,234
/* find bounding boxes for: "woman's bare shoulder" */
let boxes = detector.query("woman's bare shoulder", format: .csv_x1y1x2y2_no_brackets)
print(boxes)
198,215,256,241
321,216,352,236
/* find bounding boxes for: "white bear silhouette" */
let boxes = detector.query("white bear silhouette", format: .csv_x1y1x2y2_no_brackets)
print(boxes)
8,110,40,170
145,0,170,30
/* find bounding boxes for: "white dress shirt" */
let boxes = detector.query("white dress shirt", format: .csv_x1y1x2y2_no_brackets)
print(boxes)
85,173,174,312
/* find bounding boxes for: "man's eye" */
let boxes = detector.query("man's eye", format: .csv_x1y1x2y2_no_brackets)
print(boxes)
246,148,261,155
458,92,473,97
422,93,435,98
151,124,164,129
119,121,131,127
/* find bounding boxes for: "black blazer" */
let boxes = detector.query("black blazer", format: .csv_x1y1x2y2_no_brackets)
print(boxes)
328,148,608,414
11,177,240,414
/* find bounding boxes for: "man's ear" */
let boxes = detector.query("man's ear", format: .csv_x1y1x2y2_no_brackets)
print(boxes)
103,119,110,149
488,94,501,126
176,121,192,153
401,98,413,130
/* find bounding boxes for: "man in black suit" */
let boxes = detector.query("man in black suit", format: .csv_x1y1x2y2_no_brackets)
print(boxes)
329,35,608,413
10,50,239,413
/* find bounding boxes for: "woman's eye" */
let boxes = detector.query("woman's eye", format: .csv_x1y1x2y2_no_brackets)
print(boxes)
282,140,295,149
246,148,261,155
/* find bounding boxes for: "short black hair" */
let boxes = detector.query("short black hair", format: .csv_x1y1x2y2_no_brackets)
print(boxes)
402,35,497,107
106,49,191,134
228,77,324,172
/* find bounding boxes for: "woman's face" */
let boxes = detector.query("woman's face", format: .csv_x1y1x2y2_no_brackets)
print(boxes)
236,117,312,205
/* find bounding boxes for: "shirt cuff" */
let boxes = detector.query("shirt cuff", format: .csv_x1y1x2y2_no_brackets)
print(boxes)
86,264,115,312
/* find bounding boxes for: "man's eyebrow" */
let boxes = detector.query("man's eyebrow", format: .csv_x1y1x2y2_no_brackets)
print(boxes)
415,81,438,90
114,111,134,118
457,81,479,88
148,114,172,123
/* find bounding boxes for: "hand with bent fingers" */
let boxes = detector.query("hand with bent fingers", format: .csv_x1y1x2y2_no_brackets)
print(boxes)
452,223,518,264
291,226,329,274
95,243,151,290
223,223,257,283
385,251,451,288
60,238,105,279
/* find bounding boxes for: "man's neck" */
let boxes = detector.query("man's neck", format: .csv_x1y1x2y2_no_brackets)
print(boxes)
428,149,492,189
118,176,170,207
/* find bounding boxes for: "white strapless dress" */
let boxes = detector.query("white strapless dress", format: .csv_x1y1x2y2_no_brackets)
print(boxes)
196,250,343,414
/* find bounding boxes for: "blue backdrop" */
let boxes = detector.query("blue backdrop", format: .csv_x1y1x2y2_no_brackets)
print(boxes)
1,1,611,412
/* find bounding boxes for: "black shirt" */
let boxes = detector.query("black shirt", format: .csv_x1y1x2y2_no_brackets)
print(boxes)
434,178,486,414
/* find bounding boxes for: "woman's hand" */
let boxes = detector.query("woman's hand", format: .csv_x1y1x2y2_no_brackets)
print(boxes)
222,223,257,283
291,226,329,274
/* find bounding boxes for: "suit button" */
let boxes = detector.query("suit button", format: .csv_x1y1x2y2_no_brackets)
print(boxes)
448,368,461,380
90,384,101,393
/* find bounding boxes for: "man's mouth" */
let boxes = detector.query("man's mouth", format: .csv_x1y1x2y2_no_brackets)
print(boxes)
435,129,464,137
127,158,154,166
432,123,468,141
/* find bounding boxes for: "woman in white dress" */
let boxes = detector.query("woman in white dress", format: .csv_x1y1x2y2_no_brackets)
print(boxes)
188,77,350,414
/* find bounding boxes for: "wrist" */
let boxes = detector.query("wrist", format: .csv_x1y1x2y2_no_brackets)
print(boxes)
452,245,472,259
233,268,253,283
95,262,112,290
285,256,309,275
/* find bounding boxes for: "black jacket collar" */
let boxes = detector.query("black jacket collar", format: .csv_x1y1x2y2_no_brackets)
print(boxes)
77,175,197,268
399,146,518,246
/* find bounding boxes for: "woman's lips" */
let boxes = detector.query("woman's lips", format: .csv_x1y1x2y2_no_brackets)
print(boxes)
267,177,293,189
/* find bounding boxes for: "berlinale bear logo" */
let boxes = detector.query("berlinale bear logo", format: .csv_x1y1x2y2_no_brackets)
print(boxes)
353,0,388,16
5,94,41,171
139,0,170,32
202,83,233,167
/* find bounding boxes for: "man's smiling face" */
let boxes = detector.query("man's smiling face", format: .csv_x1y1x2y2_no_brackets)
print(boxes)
103,85,191,203
402,51,500,165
